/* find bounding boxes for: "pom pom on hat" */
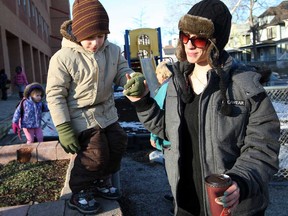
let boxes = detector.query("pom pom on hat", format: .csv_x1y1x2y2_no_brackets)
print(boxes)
72,0,110,42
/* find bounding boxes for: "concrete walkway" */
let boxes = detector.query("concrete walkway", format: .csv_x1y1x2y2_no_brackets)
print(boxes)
0,143,123,216
0,93,20,140
0,93,123,215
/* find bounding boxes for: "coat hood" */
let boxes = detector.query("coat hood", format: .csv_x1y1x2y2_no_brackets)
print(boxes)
60,20,78,43
59,20,109,52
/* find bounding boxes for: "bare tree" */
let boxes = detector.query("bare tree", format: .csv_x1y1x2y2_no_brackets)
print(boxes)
132,9,148,29
164,0,281,60
225,0,282,61
163,0,198,40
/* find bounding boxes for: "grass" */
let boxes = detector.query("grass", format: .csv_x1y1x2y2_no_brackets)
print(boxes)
0,159,69,207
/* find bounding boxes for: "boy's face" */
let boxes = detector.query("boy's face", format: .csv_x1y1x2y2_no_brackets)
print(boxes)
80,34,105,52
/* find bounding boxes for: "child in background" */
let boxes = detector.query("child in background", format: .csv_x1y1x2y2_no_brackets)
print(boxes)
149,61,174,214
149,61,172,162
12,82,49,143
13,66,28,99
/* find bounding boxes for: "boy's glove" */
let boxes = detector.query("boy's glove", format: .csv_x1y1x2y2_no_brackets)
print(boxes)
123,72,146,97
56,122,80,154
12,123,20,134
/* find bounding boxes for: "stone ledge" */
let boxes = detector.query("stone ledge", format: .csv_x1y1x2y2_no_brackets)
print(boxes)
0,141,70,164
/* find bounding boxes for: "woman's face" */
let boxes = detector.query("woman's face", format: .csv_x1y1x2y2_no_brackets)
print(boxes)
181,32,209,65
80,34,105,52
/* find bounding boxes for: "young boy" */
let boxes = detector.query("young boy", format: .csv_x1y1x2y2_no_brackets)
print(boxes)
46,0,142,214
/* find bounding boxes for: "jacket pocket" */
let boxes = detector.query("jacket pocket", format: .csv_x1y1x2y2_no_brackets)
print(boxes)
216,104,249,144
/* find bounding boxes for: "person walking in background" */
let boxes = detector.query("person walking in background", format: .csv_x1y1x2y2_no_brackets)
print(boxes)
13,66,28,99
46,0,139,214
12,82,49,144
0,69,8,100
124,0,280,215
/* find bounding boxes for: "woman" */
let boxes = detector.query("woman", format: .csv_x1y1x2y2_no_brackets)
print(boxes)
124,0,280,215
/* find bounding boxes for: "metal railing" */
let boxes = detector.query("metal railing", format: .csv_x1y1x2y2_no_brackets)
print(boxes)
264,86,288,180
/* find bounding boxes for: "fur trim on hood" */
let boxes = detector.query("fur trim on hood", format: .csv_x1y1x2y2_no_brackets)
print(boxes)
24,82,45,99
176,14,219,67
178,14,214,39
60,20,78,43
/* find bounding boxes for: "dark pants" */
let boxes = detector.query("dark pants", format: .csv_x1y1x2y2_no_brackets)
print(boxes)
69,122,128,193
19,92,23,99
1,87,7,100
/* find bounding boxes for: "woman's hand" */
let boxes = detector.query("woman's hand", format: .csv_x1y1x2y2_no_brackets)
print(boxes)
215,181,240,212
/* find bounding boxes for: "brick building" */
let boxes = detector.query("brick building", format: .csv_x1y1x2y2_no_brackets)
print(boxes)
0,0,70,89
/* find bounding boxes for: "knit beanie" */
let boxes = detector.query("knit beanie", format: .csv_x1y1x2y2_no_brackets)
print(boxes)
186,0,231,52
72,0,110,42
176,0,231,64
24,82,45,98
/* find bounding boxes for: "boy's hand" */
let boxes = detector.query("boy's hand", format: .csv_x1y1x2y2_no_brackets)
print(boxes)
123,72,146,97
56,122,80,154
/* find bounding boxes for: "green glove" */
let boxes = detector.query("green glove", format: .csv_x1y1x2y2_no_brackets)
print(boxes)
123,72,146,97
56,122,80,154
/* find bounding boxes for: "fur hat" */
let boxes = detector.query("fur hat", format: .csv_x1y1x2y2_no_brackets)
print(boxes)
176,0,233,116
24,82,45,99
176,0,232,65
72,0,110,42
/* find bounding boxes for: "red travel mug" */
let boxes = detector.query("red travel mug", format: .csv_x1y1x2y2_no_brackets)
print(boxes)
205,174,232,216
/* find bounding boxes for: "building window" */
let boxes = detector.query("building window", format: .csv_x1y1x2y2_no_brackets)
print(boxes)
18,0,21,5
267,27,276,39
39,16,44,32
35,9,38,26
27,0,31,17
244,34,251,45
22,0,26,12
31,3,35,17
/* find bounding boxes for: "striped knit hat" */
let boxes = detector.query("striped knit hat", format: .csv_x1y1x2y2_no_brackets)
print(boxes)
72,0,110,42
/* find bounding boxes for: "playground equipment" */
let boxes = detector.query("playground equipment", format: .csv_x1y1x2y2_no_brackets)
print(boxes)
124,28,163,97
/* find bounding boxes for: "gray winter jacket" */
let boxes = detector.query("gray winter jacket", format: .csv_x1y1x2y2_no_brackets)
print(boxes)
134,55,280,216
46,21,133,134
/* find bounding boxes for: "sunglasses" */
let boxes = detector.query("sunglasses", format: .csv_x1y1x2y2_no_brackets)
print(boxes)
179,31,209,48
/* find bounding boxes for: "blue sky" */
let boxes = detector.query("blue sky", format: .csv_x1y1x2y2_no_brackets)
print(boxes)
68,0,172,47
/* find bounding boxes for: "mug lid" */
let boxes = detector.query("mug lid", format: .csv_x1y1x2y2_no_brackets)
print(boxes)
205,174,232,188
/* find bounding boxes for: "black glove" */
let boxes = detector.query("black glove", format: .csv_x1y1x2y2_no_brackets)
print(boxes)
56,122,80,154
123,72,146,97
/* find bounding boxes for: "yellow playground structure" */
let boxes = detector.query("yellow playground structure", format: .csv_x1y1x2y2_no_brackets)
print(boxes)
124,27,163,97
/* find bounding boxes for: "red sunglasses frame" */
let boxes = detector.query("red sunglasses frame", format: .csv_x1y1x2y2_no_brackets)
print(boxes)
179,31,209,49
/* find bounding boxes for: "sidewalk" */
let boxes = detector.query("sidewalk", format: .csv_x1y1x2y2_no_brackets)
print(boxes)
0,142,123,216
0,93,123,215
0,93,21,140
